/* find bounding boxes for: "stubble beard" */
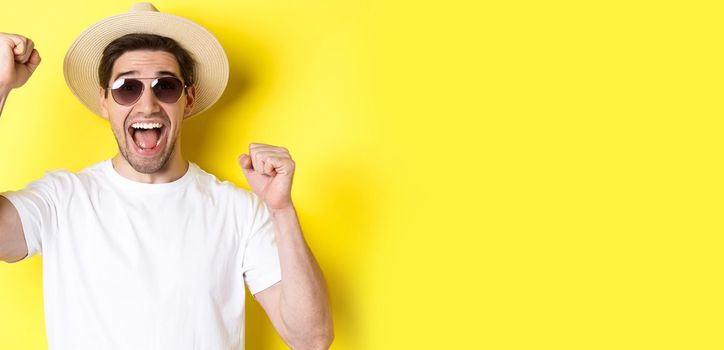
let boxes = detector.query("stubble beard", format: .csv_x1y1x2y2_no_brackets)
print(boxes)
116,128,178,175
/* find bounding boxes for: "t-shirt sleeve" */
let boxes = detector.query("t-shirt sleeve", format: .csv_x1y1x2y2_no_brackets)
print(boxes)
241,191,282,295
1,172,63,261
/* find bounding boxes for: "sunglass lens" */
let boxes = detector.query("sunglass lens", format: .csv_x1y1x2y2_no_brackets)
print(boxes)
111,78,144,105
152,77,184,103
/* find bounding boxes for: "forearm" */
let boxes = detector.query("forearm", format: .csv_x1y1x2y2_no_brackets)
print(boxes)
0,88,9,117
271,206,333,349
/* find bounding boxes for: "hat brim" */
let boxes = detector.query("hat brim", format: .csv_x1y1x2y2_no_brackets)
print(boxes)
64,10,229,119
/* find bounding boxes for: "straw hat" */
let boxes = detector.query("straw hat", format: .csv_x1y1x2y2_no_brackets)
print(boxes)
63,2,229,118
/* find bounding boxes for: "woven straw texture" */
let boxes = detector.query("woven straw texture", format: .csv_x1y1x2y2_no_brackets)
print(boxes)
63,4,229,119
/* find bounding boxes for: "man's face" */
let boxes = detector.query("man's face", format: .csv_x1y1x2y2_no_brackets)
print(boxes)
99,50,195,174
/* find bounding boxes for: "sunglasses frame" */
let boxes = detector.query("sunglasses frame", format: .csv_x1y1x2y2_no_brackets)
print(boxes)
108,76,188,106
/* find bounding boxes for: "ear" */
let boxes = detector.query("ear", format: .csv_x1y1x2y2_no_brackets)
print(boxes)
183,85,197,118
99,87,110,120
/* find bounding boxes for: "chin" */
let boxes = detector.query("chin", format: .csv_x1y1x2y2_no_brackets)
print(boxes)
128,157,169,174
117,137,178,175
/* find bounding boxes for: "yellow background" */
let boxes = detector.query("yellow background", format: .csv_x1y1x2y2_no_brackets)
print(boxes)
0,0,722,349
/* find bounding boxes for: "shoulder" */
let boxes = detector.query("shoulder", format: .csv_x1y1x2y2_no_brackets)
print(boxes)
73,160,113,189
189,163,264,225
30,160,117,196
26,168,80,191
7,166,86,204
189,162,256,202
76,160,107,179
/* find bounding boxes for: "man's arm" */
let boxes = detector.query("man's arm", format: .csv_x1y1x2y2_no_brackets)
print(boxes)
239,145,334,349
0,32,41,118
0,33,40,262
0,196,28,263
0,91,8,116
254,207,333,349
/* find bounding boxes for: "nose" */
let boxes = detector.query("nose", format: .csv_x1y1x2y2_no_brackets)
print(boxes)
133,82,162,114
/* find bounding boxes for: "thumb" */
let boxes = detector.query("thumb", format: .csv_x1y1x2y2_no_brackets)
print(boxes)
25,49,41,73
238,154,254,172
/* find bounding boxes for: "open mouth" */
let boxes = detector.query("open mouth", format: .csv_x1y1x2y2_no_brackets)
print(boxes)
128,121,168,156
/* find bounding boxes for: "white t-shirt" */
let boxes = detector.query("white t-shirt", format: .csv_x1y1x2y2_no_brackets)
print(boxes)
2,160,282,350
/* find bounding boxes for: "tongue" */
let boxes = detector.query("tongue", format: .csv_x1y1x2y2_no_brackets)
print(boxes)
133,129,160,149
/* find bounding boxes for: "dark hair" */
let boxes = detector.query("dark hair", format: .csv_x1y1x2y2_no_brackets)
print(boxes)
98,33,196,96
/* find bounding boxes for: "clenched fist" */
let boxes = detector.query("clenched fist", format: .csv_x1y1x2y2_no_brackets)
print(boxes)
238,143,296,210
0,33,41,93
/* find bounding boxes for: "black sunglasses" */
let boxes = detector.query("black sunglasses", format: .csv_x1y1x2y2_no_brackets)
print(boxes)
109,76,187,106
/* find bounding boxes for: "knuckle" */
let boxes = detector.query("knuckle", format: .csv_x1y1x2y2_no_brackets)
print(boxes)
1,37,13,49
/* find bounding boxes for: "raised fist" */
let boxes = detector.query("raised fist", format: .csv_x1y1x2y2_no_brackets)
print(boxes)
0,33,41,93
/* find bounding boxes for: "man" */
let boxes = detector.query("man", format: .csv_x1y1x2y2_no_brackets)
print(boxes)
0,3,333,350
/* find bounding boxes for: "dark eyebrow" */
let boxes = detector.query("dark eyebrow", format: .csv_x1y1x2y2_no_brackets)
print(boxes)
113,70,138,82
156,71,181,80
112,70,181,82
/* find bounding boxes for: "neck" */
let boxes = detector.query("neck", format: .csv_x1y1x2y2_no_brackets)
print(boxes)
111,151,189,184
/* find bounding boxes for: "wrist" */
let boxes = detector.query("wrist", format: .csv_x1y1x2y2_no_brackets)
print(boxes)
270,204,296,217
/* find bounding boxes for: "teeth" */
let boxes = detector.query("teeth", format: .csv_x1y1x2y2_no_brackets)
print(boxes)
131,122,163,129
